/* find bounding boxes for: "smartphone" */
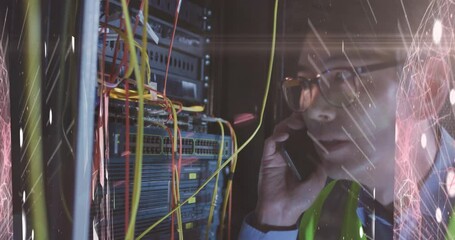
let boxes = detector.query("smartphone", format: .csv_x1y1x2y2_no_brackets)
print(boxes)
280,129,320,181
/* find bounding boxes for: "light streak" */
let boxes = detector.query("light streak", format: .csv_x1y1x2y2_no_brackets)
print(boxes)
45,37,59,75
307,131,329,155
307,19,331,56
365,0,378,23
342,43,377,109
446,169,455,197
17,2,29,50
307,55,330,88
342,103,376,151
341,126,375,168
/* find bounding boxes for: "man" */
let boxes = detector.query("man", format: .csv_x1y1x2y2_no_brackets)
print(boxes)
239,0,454,239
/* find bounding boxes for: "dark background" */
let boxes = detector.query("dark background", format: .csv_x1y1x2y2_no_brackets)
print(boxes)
211,0,279,237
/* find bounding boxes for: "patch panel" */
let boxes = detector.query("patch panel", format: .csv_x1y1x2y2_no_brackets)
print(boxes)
109,176,222,239
162,137,194,154
98,2,208,104
101,36,201,79
125,0,207,32
110,123,232,160
109,100,201,132
107,121,227,239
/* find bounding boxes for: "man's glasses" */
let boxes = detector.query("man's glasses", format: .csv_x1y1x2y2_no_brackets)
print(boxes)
281,60,398,112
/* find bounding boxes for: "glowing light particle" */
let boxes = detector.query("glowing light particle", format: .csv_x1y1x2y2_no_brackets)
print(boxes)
436,207,442,223
31,229,34,240
432,19,442,44
450,89,455,105
49,109,52,125
71,36,75,52
22,210,26,240
19,128,23,148
359,226,364,238
446,169,455,197
421,133,427,149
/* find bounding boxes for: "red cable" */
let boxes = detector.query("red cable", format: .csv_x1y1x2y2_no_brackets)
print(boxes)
107,0,130,82
165,127,175,240
98,1,110,235
162,0,182,97
174,126,183,240
119,0,141,235
227,123,236,240
111,0,141,83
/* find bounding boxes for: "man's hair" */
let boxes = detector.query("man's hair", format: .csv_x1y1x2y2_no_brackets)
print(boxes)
282,0,431,54
284,0,429,37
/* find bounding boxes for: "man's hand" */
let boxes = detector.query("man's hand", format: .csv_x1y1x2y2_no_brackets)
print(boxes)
254,114,327,228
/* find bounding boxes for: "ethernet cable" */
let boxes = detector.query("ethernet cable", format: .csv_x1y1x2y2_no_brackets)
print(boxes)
136,0,280,237
120,0,146,238
205,119,225,240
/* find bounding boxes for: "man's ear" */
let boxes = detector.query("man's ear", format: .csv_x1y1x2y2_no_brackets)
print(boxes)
398,57,450,120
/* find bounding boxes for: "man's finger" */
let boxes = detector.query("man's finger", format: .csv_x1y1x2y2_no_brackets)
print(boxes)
262,132,289,158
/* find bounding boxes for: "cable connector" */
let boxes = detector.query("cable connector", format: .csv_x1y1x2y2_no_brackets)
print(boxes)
137,10,159,44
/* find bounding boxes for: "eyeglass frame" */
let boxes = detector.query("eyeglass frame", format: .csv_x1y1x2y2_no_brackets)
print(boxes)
281,60,399,112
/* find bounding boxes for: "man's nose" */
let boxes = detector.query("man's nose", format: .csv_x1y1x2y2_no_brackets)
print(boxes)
305,93,337,123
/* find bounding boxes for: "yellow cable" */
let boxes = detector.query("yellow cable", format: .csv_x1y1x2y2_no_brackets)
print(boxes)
219,123,238,240
166,97,184,239
23,0,49,238
108,87,205,112
121,0,146,238
205,120,225,240
136,0,279,237
174,167,184,240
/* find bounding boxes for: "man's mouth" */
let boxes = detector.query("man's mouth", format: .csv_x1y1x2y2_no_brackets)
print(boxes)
318,139,350,152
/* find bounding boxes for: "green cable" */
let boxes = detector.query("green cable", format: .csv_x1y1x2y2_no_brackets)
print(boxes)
136,0,279,237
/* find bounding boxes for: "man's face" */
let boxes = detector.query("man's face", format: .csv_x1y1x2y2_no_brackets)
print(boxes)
298,33,400,182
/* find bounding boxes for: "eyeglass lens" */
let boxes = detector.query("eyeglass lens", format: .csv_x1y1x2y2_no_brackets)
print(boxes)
319,69,358,105
283,69,359,111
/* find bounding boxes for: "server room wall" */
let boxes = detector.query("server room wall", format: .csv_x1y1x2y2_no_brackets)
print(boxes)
213,0,277,238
